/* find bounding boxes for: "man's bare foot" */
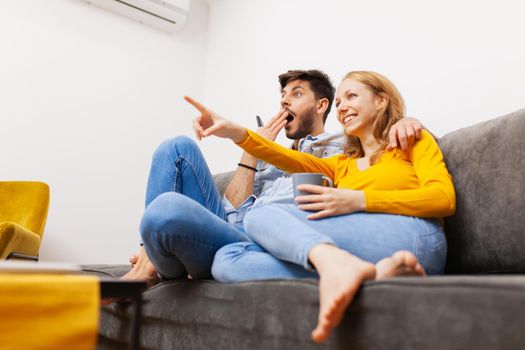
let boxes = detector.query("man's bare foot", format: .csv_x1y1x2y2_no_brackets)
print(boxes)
121,246,160,287
101,247,159,306
375,250,426,280
309,245,376,343
129,253,139,267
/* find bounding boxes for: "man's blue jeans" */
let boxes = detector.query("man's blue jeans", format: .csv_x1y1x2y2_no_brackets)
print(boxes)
140,136,248,279
212,203,447,282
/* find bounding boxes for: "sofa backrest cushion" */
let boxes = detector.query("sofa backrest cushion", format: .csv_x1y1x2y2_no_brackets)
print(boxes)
438,108,525,273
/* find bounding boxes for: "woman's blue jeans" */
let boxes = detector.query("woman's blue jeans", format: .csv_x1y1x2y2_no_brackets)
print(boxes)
212,203,447,282
140,136,248,279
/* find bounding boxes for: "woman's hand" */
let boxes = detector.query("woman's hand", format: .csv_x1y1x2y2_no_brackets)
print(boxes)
256,109,289,141
185,96,248,143
295,185,366,220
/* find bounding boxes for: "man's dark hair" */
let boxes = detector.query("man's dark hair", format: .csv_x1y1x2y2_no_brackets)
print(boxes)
278,69,335,124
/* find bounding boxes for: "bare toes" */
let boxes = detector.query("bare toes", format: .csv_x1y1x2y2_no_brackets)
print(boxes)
376,251,425,279
392,250,417,268
311,320,331,343
415,263,427,276
129,254,139,265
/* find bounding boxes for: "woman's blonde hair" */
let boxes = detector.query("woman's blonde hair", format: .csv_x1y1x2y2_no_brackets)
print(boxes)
342,71,405,164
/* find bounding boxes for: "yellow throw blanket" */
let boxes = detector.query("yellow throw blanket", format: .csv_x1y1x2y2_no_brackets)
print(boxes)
0,274,99,350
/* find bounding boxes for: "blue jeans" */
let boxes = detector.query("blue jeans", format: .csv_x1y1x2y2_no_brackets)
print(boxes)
212,203,447,282
140,136,248,279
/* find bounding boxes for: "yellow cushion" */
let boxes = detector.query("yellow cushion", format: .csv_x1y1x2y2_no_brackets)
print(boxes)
0,274,99,350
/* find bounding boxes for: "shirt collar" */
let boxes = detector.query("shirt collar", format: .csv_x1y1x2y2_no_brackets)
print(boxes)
298,132,343,151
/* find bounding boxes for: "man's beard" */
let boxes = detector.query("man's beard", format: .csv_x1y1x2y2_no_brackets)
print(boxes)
285,107,317,139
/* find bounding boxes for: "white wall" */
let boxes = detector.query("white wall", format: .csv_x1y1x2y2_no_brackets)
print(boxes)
2,0,524,264
0,0,209,263
201,0,525,173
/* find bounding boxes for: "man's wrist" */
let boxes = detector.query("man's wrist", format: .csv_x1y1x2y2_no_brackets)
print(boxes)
239,152,258,168
237,163,258,172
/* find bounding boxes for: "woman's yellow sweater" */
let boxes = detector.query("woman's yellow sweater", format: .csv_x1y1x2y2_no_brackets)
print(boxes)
237,129,456,218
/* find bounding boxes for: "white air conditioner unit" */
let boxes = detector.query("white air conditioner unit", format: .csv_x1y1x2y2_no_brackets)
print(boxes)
84,0,190,33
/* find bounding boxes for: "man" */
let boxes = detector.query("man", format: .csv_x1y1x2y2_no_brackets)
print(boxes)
123,70,423,283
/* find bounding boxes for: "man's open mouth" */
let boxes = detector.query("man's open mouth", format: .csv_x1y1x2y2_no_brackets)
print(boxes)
285,110,295,124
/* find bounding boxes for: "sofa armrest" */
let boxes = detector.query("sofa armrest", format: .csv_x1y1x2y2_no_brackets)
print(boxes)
0,221,41,259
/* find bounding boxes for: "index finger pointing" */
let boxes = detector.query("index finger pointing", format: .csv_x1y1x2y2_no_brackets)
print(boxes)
184,96,207,113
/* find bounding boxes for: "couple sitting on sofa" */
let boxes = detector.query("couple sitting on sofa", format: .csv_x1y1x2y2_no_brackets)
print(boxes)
123,69,456,343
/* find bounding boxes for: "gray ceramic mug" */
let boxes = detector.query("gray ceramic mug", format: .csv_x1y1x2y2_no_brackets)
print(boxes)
292,173,334,198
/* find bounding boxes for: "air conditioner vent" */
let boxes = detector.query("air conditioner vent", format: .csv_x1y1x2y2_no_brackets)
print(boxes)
83,0,190,33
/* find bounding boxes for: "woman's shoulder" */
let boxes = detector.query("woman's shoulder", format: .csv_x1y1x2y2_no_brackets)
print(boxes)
414,129,440,151
416,129,442,145
408,129,444,164
420,129,435,141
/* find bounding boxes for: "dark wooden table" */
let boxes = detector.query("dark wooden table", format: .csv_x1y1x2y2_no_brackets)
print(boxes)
100,280,147,350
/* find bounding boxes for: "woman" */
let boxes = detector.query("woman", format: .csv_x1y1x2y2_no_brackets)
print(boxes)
185,71,456,343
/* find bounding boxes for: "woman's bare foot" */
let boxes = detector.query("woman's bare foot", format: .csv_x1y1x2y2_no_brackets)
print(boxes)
121,246,160,287
309,244,376,343
375,250,426,280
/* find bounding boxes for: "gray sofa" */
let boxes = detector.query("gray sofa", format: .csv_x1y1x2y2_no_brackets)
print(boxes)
86,108,525,350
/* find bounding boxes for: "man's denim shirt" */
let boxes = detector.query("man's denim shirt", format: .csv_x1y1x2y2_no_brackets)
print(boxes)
223,132,344,229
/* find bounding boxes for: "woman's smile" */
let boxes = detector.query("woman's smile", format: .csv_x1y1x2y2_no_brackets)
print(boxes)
341,113,358,127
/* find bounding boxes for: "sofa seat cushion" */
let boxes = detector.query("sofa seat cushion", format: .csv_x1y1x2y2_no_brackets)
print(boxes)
85,264,525,350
